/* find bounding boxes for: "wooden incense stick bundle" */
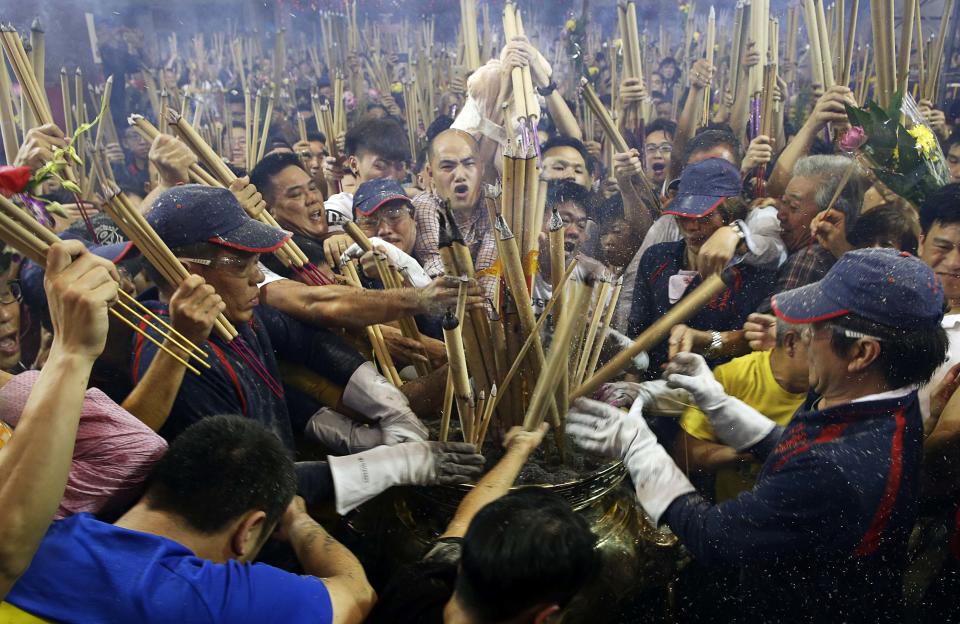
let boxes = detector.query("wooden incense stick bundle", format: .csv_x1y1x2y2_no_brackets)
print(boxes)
814,0,835,88
574,273,730,398
441,310,475,442
342,220,432,377
924,0,955,102
502,1,528,126
523,278,592,431
0,192,210,374
340,259,402,386
897,0,916,95
841,0,860,86
702,7,716,126
584,277,624,381
0,47,18,164
803,0,826,88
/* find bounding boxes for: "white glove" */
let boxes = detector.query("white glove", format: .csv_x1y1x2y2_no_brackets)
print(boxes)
607,328,650,371
340,237,432,288
328,441,485,514
594,379,691,417
566,397,695,525
304,407,384,453
342,362,429,443
664,352,776,451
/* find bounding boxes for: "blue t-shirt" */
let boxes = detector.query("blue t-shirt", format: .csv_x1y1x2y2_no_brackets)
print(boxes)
6,513,333,624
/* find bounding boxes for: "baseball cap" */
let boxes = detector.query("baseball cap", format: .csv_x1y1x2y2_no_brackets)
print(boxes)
662,158,742,218
147,185,289,253
772,248,944,329
352,178,410,219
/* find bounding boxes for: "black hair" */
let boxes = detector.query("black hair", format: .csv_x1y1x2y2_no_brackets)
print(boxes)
822,314,948,388
425,115,454,143
848,204,920,255
541,136,591,167
306,130,326,144
455,489,599,622
546,179,601,219
344,117,410,163
683,127,742,166
250,152,307,203
945,131,960,151
645,118,677,141
595,193,626,226
143,415,296,538
919,182,960,233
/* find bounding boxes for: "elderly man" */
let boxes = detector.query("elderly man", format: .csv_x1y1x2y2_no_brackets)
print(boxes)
569,248,948,623
132,185,482,506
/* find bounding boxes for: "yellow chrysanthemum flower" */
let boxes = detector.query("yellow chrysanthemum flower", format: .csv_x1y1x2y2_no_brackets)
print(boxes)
908,124,937,159
565,19,577,31
588,66,600,76
390,82,403,94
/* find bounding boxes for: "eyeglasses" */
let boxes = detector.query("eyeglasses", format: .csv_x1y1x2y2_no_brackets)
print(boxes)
356,205,413,231
801,324,883,343
644,143,673,156
179,254,261,277
0,280,21,305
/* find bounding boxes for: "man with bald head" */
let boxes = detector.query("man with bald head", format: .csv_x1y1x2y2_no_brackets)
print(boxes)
413,129,497,300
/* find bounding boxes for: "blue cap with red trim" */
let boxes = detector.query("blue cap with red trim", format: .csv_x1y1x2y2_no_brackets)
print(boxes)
772,248,943,328
147,185,290,253
662,158,742,218
352,178,410,219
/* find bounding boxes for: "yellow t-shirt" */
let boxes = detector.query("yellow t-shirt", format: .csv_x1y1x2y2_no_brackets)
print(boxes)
679,350,806,502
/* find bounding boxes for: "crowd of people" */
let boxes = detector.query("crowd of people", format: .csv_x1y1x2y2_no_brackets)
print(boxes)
1,0,960,621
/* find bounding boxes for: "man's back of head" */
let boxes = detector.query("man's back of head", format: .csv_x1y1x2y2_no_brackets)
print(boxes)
141,415,297,557
453,488,599,623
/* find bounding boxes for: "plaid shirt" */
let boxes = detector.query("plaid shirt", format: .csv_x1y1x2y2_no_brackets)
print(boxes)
412,191,499,302
757,244,835,313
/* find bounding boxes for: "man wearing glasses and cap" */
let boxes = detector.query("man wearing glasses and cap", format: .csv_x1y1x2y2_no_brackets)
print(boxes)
568,248,948,622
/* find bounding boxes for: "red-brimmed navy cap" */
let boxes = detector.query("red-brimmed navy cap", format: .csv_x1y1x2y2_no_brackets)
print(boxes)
662,158,742,218
772,248,944,328
147,185,289,253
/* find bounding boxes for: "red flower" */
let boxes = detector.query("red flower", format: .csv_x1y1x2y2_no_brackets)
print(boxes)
0,166,32,198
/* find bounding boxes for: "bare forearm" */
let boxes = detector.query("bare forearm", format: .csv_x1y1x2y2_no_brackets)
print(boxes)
670,86,704,180
676,433,744,475
546,92,583,140
262,281,423,330
289,517,375,623
442,447,531,538
0,350,93,590
122,341,190,431
766,124,817,198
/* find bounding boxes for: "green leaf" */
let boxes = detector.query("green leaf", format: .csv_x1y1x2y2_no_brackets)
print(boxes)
45,201,68,218
60,180,82,194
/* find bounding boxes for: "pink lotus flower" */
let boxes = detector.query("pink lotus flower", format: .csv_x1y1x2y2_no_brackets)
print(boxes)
840,126,867,152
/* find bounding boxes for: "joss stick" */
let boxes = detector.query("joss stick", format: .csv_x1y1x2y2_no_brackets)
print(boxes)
842,0,860,85
523,278,592,432
914,1,924,98
472,390,487,444
925,0,954,101
702,7,716,126
256,87,274,164
476,384,498,447
814,0,835,88
574,273,730,399
584,277,624,381
803,0,826,88
29,20,43,97
442,310,475,442
785,4,799,86
574,279,612,388
296,112,308,145
439,368,455,442
249,89,261,170
548,208,566,324
730,2,746,94
502,1,527,126
341,260,402,386
0,51,18,164
835,0,845,79
580,78,661,211
897,0,916,95
130,114,220,187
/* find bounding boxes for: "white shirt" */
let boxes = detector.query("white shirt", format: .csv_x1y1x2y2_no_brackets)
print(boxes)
918,313,960,421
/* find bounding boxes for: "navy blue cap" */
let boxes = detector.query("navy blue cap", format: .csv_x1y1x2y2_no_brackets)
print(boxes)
772,248,944,328
662,158,742,218
352,178,409,218
147,185,289,253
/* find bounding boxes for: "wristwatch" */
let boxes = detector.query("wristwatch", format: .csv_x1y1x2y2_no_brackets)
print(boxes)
537,81,558,96
703,331,724,359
